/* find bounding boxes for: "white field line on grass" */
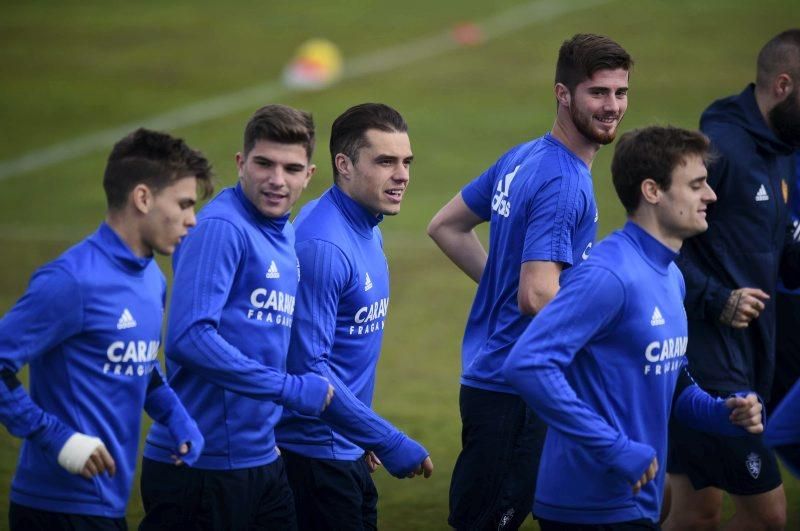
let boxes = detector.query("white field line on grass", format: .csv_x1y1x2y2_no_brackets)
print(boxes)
0,0,609,183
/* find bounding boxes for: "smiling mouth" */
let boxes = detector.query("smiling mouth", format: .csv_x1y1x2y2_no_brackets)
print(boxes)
595,115,618,125
262,191,287,201
385,189,404,200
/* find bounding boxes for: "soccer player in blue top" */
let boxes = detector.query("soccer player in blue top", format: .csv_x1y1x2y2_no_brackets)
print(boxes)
503,125,764,530
0,128,212,530
427,33,632,529
276,103,433,530
140,105,334,530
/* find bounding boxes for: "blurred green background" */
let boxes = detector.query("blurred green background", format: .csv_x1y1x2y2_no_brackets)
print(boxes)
1,0,799,528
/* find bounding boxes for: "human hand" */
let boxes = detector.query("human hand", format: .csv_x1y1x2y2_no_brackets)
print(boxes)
631,456,658,494
726,393,763,434
719,288,769,328
57,432,116,479
406,456,434,479
80,444,116,480
365,451,382,473
321,384,335,412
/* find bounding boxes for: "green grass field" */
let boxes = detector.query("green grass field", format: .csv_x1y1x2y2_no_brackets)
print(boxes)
2,0,799,528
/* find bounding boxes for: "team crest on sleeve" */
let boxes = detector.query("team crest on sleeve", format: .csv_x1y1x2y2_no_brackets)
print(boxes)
745,452,761,479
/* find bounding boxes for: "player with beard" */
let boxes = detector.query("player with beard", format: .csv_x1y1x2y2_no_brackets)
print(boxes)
427,34,632,530
665,29,800,531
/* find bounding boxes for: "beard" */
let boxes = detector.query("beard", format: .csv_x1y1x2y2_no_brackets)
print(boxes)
570,103,622,145
769,89,800,148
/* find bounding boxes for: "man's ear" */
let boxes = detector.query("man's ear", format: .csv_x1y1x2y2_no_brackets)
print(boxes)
235,152,246,179
554,83,571,108
774,72,795,100
640,178,661,206
335,153,351,181
131,184,153,214
302,164,316,190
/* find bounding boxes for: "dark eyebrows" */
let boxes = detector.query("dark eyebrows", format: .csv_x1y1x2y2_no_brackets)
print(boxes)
252,155,306,171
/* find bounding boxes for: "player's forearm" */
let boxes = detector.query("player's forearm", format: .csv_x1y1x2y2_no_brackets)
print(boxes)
427,224,486,283
317,365,427,475
673,385,757,437
0,368,75,453
168,323,290,401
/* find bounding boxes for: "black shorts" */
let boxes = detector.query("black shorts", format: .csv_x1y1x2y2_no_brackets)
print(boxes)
448,385,547,530
668,407,782,495
538,517,659,530
139,456,296,530
9,502,127,531
281,449,378,531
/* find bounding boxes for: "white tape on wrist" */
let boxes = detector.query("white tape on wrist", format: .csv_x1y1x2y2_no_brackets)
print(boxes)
57,433,103,474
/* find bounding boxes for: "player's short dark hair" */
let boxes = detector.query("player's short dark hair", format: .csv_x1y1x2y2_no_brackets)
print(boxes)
103,128,214,210
756,29,800,88
555,33,633,93
243,104,316,159
612,126,711,214
330,103,408,182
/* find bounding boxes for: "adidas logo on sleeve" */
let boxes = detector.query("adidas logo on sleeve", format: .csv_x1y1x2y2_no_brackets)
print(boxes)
117,308,137,330
755,185,769,202
650,306,665,326
266,260,280,279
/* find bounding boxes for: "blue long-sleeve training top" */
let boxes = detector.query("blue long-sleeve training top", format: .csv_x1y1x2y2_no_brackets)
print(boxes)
276,186,428,478
504,222,754,525
460,132,597,394
145,184,328,470
0,223,175,517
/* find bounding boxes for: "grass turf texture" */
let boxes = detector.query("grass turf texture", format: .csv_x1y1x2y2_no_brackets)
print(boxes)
1,0,799,528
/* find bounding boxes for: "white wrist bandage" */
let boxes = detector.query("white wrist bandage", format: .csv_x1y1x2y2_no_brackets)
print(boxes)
57,433,104,474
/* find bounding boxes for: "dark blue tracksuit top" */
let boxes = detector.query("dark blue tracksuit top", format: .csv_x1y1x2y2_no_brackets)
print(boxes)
678,84,800,399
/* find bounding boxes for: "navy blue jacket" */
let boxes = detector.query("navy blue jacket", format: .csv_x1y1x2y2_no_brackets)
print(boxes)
678,84,800,399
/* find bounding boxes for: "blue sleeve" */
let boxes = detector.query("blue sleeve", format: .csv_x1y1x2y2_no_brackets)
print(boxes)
672,367,753,437
294,239,428,478
460,163,497,221
0,266,81,455
522,171,582,266
167,219,328,413
143,368,205,465
502,265,656,484
766,379,800,448
764,379,800,477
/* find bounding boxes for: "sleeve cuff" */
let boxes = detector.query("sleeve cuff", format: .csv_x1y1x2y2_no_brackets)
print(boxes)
280,373,330,417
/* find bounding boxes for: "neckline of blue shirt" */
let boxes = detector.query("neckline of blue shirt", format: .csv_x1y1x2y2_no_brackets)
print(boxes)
622,221,678,275
91,222,154,273
234,183,290,232
328,185,383,239
543,132,590,171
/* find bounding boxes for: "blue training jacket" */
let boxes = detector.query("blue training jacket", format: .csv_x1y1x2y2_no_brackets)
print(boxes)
504,222,755,525
0,224,189,517
276,186,428,478
145,185,329,470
